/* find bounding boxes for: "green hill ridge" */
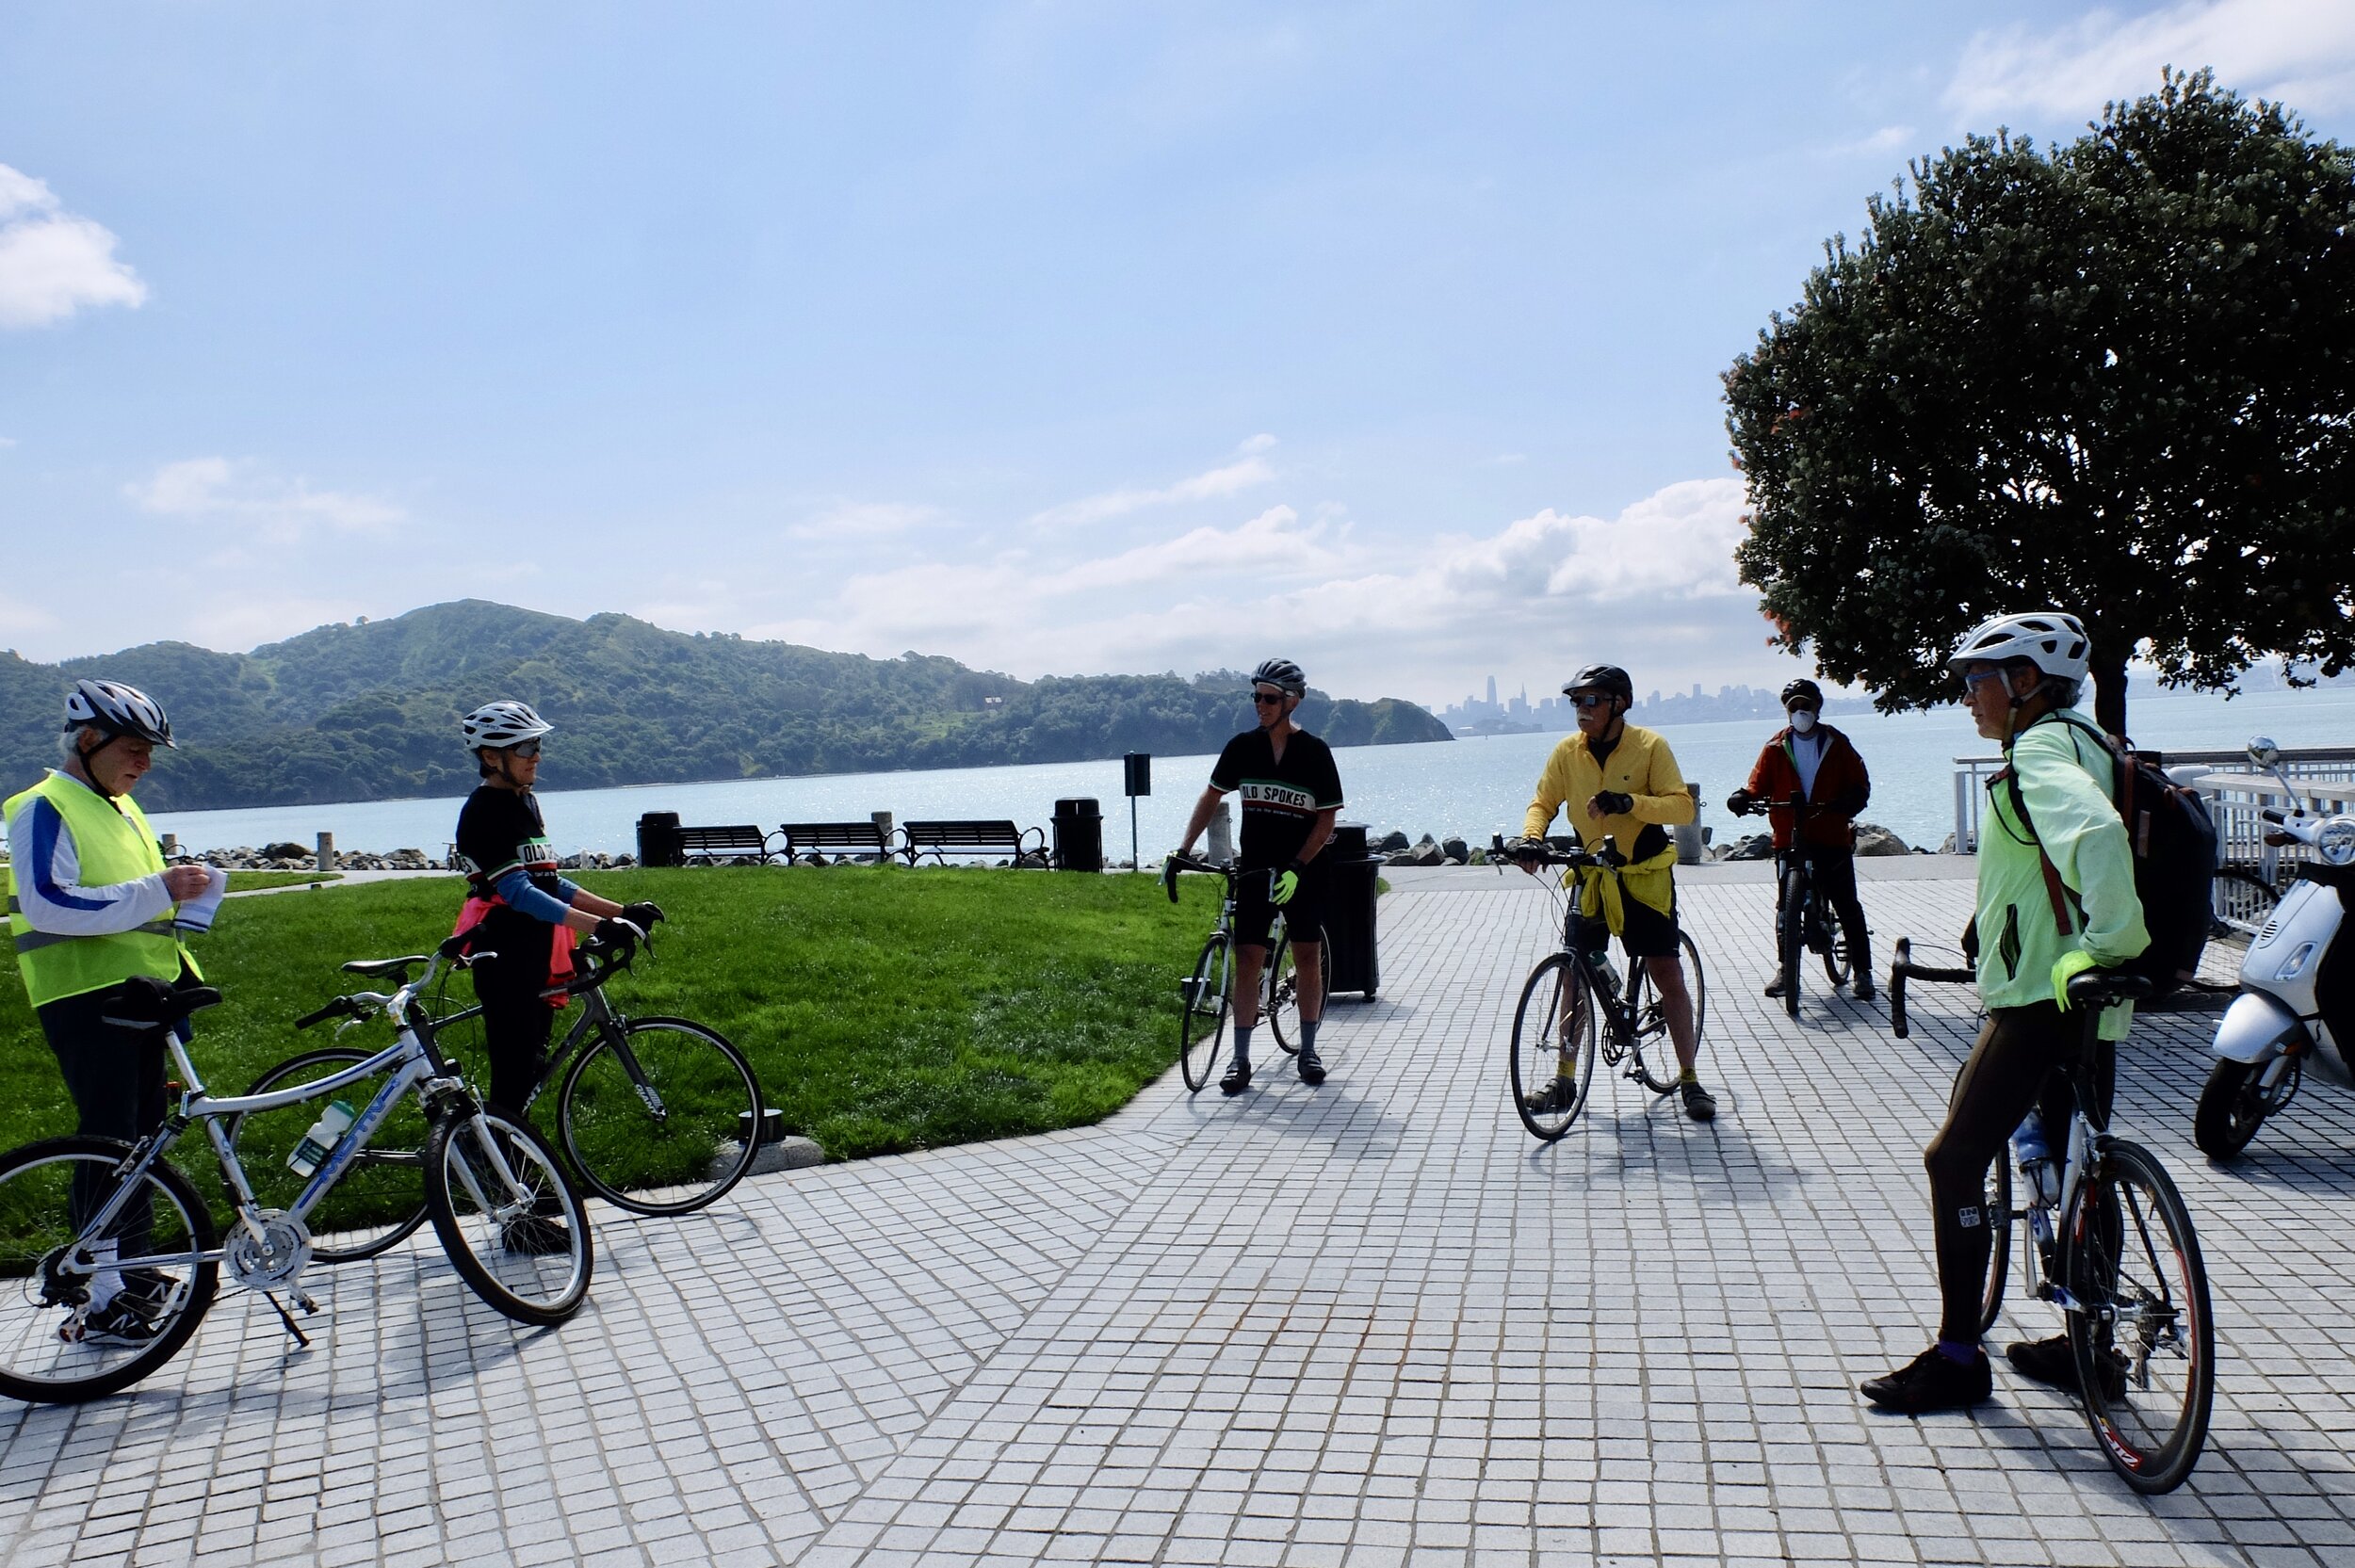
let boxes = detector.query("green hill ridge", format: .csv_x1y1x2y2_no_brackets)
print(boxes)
0,601,1452,811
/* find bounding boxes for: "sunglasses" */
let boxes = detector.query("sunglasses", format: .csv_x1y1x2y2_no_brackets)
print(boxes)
1568,693,1613,711
1252,691,1287,706
507,740,543,758
1959,670,2008,698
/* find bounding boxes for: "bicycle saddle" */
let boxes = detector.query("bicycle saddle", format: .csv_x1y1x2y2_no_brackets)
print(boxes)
342,954,430,976
2066,970,2155,1008
99,976,223,1028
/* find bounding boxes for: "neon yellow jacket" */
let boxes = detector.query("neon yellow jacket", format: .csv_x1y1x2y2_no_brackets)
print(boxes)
1522,725,1694,926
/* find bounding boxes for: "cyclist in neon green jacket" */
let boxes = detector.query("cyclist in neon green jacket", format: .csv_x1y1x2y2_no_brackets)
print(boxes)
1862,611,2150,1415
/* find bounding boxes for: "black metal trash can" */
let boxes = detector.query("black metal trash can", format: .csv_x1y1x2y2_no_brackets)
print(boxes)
636,812,683,868
1051,798,1103,872
1320,821,1380,999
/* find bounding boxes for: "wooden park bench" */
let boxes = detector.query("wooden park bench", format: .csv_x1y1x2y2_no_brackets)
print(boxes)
777,821,894,863
898,818,1048,867
673,824,777,865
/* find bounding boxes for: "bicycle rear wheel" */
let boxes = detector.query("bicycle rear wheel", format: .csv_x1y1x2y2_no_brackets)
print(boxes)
559,1018,762,1216
1777,867,1806,1018
423,1108,592,1326
1977,1156,2013,1335
0,1137,219,1404
1263,923,1327,1056
231,1047,430,1261
1178,936,1231,1093
2062,1139,2214,1495
1509,954,1597,1140
1629,929,1706,1093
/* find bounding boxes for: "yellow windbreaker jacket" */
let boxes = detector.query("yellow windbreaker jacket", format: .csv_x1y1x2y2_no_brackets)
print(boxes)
1521,724,1696,929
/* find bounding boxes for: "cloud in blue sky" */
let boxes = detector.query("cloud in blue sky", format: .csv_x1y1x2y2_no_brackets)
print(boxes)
0,163,146,328
1949,0,2355,120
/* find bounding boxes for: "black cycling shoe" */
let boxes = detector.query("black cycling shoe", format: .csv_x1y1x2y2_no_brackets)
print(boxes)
1860,1345,1991,1414
1521,1077,1578,1116
66,1296,163,1347
2007,1334,2127,1399
499,1217,574,1256
1220,1059,1252,1096
117,1268,182,1310
1762,972,1787,998
1296,1044,1326,1086
1850,973,1876,1001
1680,1080,1717,1122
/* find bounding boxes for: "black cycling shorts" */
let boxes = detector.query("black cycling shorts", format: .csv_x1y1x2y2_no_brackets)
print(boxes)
1235,864,1327,949
1574,881,1681,961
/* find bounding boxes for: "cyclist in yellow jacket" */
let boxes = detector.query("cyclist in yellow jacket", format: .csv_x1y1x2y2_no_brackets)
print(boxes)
1508,664,1713,1120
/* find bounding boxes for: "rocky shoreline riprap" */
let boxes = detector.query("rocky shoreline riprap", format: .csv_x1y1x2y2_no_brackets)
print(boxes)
160,843,642,873
1361,822,1925,866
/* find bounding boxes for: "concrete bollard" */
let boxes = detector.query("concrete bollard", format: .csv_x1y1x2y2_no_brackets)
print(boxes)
1674,784,1704,865
316,832,336,873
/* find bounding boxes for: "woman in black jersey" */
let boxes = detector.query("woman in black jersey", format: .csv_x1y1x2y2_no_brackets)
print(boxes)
452,703,662,1150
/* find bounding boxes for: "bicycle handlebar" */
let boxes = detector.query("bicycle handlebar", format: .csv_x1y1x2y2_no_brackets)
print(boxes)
1489,833,1626,870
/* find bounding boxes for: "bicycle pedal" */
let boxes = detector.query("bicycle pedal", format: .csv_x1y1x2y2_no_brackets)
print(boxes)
292,1291,320,1316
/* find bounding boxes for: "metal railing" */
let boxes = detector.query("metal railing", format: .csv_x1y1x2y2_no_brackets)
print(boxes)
1952,746,2355,857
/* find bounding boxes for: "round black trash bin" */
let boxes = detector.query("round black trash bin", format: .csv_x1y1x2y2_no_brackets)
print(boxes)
1320,822,1380,999
1051,798,1103,872
637,812,683,868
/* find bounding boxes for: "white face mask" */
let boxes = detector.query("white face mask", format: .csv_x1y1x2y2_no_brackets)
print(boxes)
1790,708,1818,734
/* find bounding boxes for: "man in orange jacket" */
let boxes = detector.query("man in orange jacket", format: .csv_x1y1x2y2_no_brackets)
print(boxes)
1727,679,1875,999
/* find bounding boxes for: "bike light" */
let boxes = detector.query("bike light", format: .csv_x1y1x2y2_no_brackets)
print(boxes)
2316,817,2355,866
2275,942,2318,983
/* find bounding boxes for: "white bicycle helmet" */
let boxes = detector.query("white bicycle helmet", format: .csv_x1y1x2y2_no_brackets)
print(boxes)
64,679,175,748
1946,611,2091,684
460,700,554,752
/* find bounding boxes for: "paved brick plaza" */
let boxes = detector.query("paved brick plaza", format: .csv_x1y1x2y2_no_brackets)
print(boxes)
2,864,2351,1567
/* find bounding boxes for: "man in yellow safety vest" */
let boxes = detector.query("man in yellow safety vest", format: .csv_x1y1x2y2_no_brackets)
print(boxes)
5,679,214,1344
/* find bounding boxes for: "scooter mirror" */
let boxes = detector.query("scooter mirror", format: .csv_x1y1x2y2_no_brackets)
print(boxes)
2248,736,2283,770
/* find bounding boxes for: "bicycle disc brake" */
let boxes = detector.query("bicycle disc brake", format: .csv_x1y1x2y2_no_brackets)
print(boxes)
225,1210,313,1288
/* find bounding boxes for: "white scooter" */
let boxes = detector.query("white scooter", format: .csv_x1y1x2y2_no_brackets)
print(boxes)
2194,736,2355,1159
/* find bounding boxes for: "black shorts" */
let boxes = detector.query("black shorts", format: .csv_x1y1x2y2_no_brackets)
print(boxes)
1235,864,1327,949
1573,881,1681,961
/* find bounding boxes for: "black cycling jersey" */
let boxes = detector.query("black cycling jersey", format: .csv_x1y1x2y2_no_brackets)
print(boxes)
1210,727,1344,869
454,785,563,901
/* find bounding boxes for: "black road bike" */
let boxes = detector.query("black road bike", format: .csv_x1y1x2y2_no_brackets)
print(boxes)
1730,792,1853,1018
1166,855,1327,1092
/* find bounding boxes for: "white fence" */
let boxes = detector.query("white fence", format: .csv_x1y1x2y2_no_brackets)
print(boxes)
1951,745,2355,863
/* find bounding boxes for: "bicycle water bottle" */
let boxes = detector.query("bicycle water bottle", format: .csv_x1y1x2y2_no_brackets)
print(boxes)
2011,1112,2060,1207
1595,958,1623,999
288,1100,357,1177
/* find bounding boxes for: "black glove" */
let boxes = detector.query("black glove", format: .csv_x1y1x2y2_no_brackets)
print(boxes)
1593,791,1634,816
1725,789,1756,816
593,916,642,948
1960,915,1980,963
619,900,665,929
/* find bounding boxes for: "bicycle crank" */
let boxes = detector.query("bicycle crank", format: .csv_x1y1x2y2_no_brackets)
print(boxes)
225,1210,314,1289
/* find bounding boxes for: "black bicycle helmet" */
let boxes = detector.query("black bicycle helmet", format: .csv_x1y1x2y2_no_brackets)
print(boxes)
1779,678,1824,709
64,679,175,748
1250,657,1307,697
1561,664,1632,704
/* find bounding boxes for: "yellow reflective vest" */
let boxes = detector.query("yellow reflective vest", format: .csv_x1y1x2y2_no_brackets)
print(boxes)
5,772,197,1008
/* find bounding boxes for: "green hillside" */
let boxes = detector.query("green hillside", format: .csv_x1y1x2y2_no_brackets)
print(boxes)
0,601,1451,811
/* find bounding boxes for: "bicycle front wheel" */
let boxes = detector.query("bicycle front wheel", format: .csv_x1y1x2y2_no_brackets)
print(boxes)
1818,903,1852,989
1629,929,1706,1093
1977,1156,2013,1335
232,1047,430,1261
424,1108,592,1326
0,1137,219,1404
2062,1139,2215,1495
1178,936,1231,1093
1777,868,1806,1018
560,1018,763,1216
1263,924,1327,1056
1509,954,1597,1140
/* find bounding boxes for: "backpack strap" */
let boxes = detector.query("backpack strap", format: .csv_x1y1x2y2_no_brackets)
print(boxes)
1998,711,2118,939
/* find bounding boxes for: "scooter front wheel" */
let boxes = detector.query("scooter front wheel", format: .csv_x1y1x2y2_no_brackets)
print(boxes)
2192,1056,2292,1160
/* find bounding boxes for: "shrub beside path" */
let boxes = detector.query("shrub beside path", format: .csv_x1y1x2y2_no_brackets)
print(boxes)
1,865,2350,1567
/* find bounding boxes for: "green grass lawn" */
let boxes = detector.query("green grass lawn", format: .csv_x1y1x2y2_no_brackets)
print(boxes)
225,869,345,891
1,868,1215,1187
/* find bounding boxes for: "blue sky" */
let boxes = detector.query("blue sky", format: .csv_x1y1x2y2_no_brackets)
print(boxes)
5,1,2352,709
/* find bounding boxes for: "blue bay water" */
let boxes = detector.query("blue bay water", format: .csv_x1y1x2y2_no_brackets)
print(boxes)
146,687,2355,862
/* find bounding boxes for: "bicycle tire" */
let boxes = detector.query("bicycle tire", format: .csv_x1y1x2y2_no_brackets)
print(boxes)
1778,865,1806,1018
423,1108,592,1326
1629,929,1706,1094
231,1047,430,1262
1263,924,1328,1057
0,1137,220,1404
2208,866,2280,940
1819,900,1852,989
1977,1155,2013,1335
2062,1139,2214,1495
559,1017,763,1216
1508,954,1597,1140
1178,935,1231,1093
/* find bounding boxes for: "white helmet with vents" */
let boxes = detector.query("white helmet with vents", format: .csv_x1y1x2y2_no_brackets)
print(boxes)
460,700,553,752
64,679,175,748
1947,611,2091,684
